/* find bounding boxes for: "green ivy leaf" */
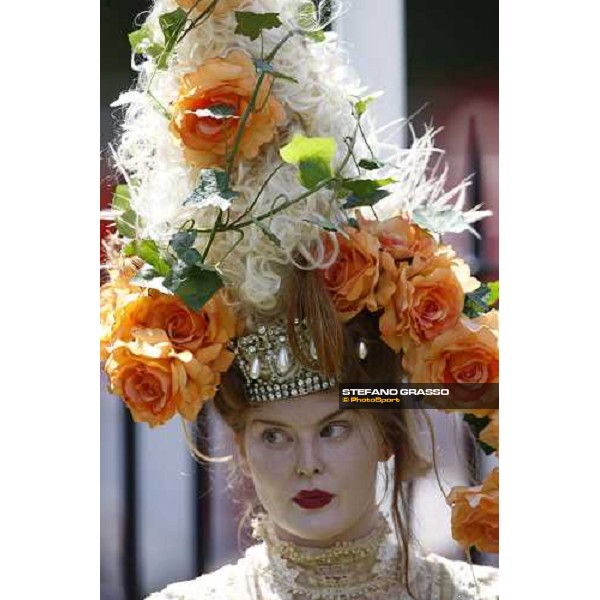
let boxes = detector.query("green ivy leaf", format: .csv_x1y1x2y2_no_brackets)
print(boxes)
163,262,224,312
123,241,136,257
170,230,203,266
130,264,166,291
358,158,385,170
131,264,159,281
354,92,383,117
159,8,187,52
129,25,152,53
128,240,171,277
487,281,499,306
205,104,237,118
463,414,496,455
463,283,494,318
478,440,496,456
296,1,326,42
129,25,167,65
234,11,282,41
298,160,332,191
342,177,395,196
169,230,197,255
149,47,169,69
411,207,466,236
111,184,138,239
280,134,337,190
463,413,491,436
340,177,395,209
343,190,390,209
280,134,337,165
251,217,282,247
180,248,203,265
184,169,239,208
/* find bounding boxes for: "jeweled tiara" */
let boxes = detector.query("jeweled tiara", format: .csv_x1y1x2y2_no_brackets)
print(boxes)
232,320,338,403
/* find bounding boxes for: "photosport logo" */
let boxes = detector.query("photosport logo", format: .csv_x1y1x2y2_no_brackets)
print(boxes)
338,384,499,410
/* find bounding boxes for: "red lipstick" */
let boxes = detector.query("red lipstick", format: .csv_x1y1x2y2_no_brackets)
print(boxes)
293,489,335,509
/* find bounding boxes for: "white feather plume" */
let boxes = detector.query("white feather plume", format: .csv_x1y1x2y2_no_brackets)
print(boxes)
110,0,492,314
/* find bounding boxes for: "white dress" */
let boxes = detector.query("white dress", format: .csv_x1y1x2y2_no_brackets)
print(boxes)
147,513,498,600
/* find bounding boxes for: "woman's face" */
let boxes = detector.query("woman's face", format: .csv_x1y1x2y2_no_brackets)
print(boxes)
241,391,387,546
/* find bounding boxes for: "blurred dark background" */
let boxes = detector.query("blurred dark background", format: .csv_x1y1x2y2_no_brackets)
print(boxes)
100,2,498,599
406,0,498,280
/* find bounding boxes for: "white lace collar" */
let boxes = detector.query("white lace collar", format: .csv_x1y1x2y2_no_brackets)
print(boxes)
250,512,404,600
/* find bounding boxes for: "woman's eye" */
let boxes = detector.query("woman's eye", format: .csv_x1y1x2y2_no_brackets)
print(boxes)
320,422,350,439
261,429,290,445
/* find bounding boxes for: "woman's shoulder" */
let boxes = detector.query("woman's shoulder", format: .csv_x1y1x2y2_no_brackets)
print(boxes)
144,544,266,600
412,551,499,600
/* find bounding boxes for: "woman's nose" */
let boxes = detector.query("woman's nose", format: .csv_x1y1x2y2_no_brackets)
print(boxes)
295,438,324,477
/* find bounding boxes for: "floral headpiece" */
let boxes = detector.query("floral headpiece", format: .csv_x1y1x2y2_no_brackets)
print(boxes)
101,0,499,555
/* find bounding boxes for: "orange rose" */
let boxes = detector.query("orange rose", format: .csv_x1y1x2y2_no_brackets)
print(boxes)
105,329,230,427
105,330,191,427
379,248,477,352
104,290,236,425
318,228,381,322
448,467,499,553
170,50,287,168
479,409,499,454
374,248,397,308
406,309,499,384
362,215,438,271
176,0,243,18
113,289,235,354
100,266,143,360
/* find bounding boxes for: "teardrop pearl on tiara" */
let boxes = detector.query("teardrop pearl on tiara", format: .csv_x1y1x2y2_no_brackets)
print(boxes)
276,346,291,375
250,356,262,380
358,340,368,361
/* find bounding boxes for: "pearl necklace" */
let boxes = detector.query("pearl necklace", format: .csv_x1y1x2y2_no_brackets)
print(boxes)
251,513,404,600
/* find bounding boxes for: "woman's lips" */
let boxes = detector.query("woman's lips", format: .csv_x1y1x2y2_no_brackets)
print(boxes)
293,489,335,509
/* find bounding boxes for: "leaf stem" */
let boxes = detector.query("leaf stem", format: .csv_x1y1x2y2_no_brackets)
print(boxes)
179,0,220,45
214,229,245,268
337,121,361,174
145,0,218,94
230,163,285,226
357,119,375,159
147,90,172,119
265,30,295,62
201,211,222,261
224,30,295,182
232,177,332,229
225,71,267,181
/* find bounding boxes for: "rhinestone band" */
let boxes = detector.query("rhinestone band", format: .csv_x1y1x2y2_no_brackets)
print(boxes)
232,320,338,403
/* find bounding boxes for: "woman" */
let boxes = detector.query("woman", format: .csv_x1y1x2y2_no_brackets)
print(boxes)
143,274,499,599
100,0,500,597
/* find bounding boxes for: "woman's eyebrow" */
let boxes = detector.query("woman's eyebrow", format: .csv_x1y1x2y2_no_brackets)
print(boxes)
317,409,346,425
250,409,348,428
249,418,291,427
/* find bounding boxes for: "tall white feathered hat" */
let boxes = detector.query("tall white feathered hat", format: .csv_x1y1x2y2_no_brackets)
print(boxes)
101,0,498,427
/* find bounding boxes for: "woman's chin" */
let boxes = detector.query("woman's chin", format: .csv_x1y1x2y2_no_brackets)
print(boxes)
275,503,353,544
